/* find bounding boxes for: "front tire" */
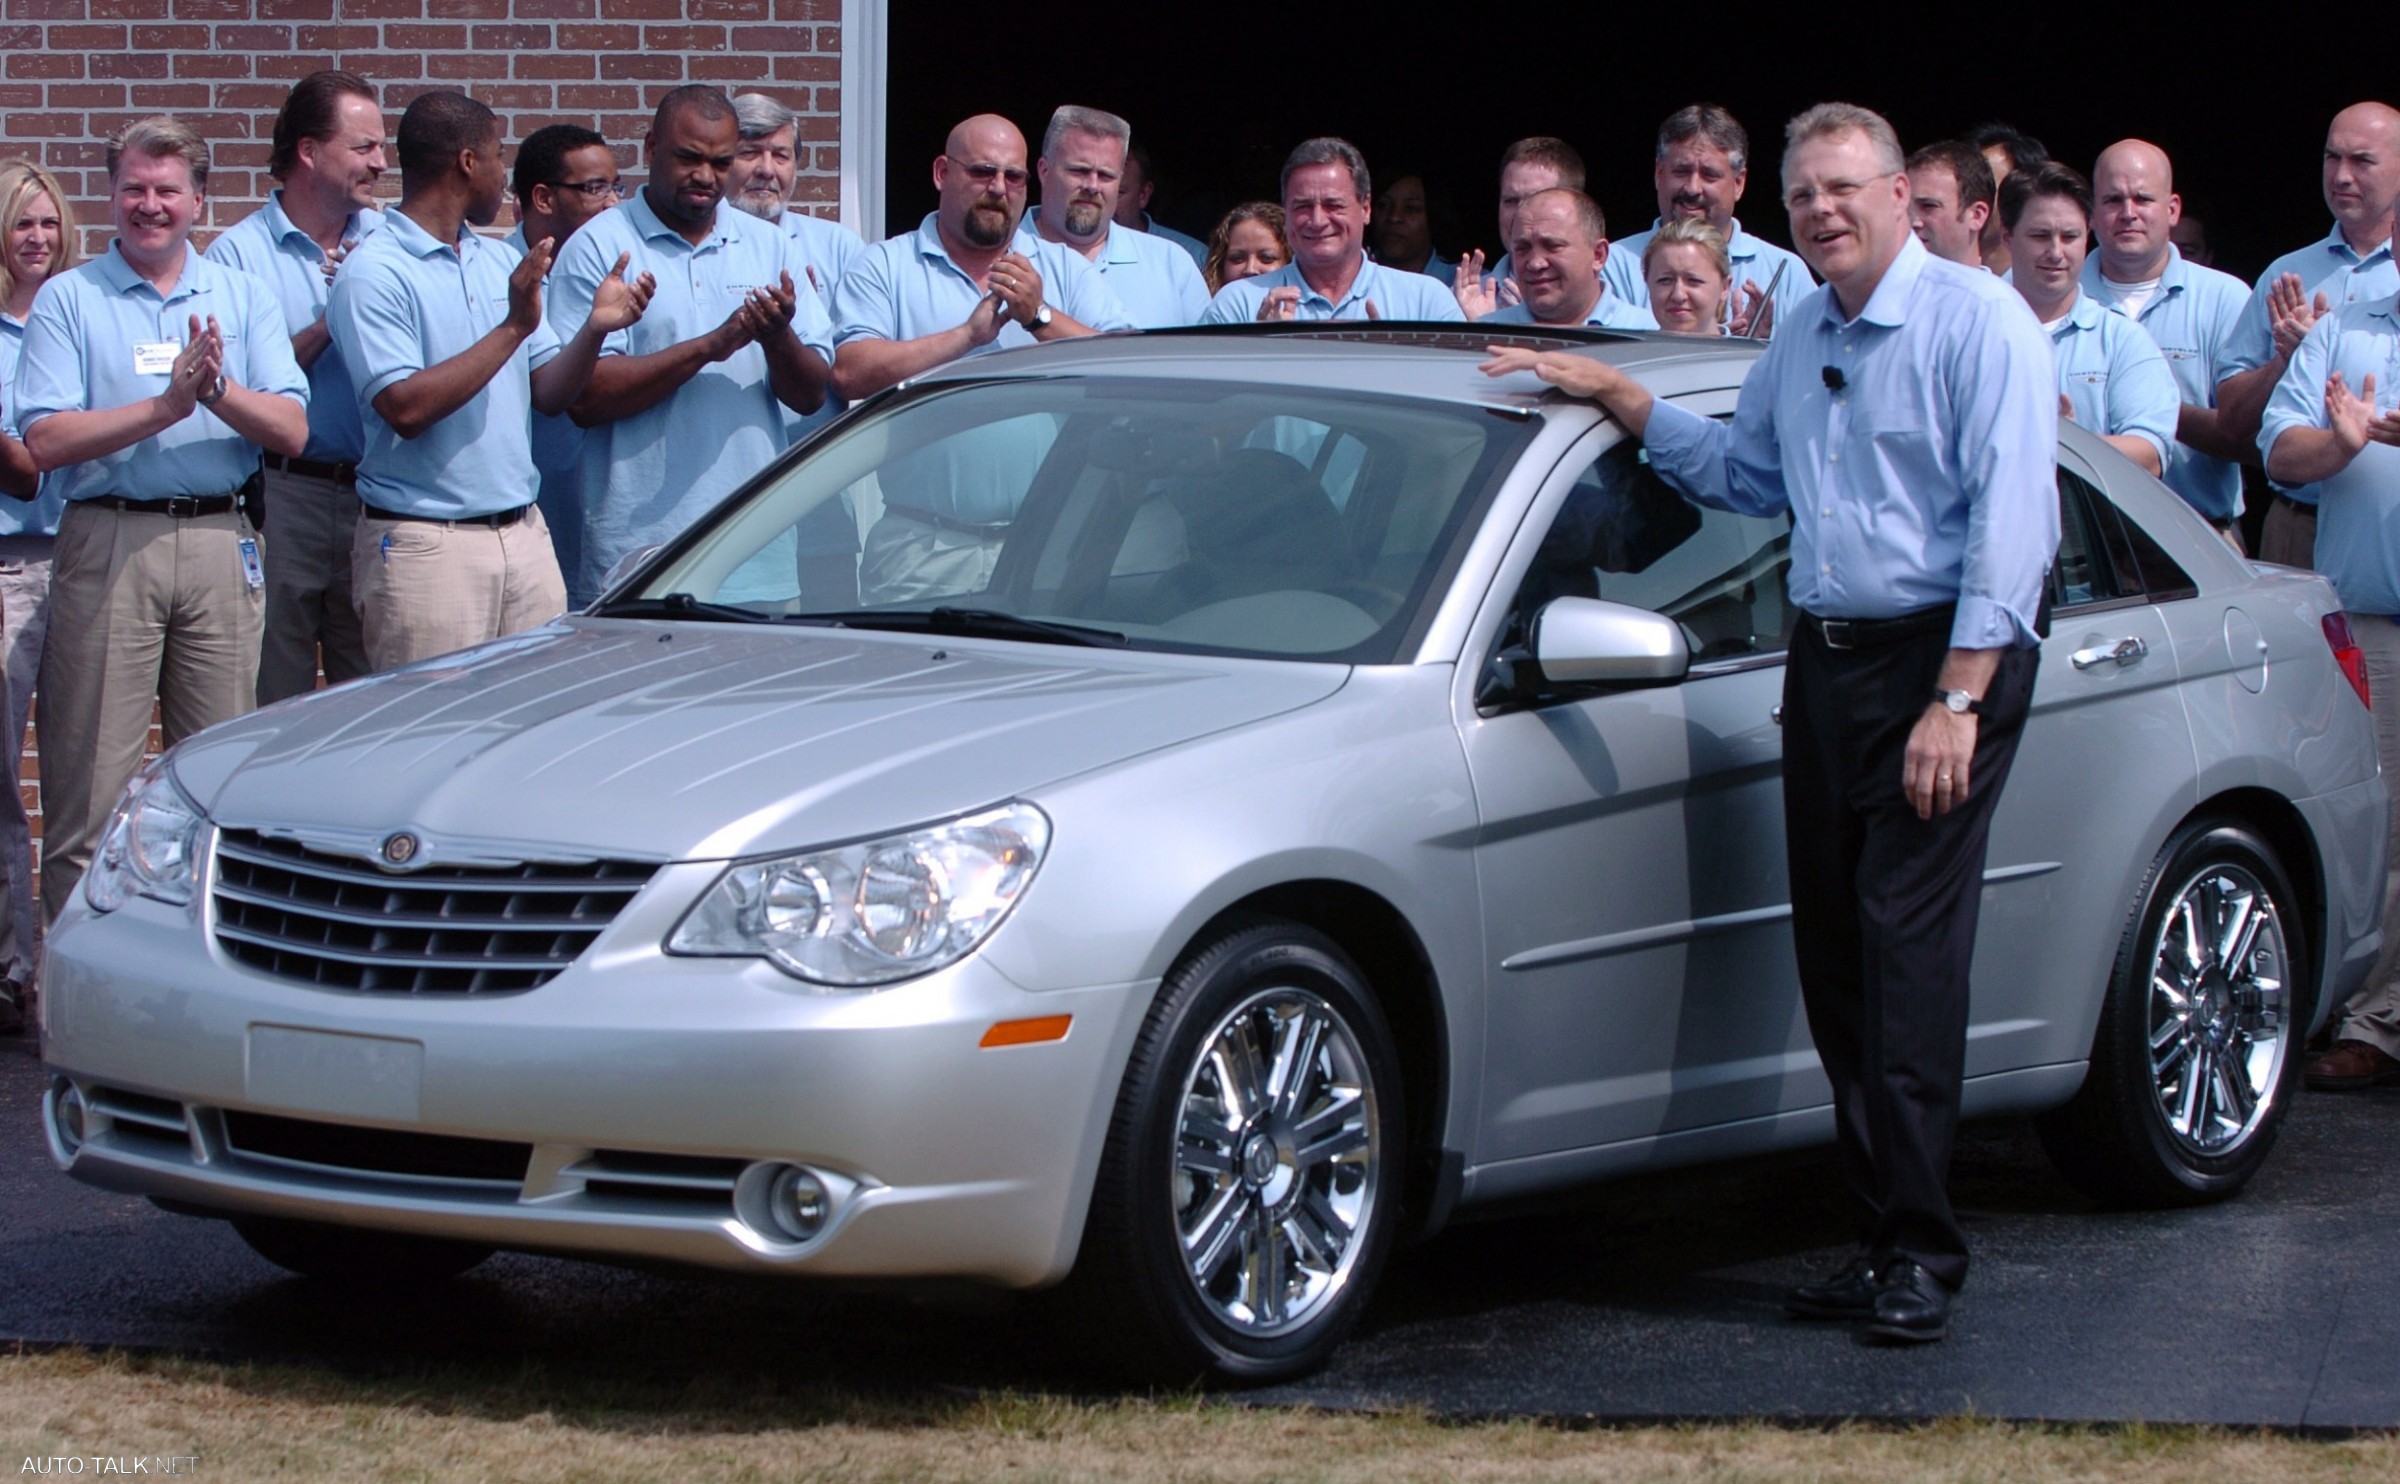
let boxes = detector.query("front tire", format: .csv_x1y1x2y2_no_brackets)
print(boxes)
234,1216,494,1283
2038,818,2307,1206
1070,919,1404,1385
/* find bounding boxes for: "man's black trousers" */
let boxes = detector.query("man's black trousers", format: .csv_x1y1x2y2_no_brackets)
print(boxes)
1780,617,2039,1292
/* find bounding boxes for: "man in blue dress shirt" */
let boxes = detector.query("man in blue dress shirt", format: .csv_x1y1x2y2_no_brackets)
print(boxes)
1998,163,2178,479
2259,265,2400,1092
505,122,622,609
326,90,651,671
550,86,835,606
1201,138,1464,324
15,115,311,915
2083,140,2253,546
1481,190,1653,331
204,69,386,704
2218,102,2400,568
1485,102,2056,1345
1604,104,1814,332
1030,106,1209,329
830,113,1131,603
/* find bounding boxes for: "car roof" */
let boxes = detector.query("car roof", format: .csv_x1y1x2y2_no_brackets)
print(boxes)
908,323,1768,410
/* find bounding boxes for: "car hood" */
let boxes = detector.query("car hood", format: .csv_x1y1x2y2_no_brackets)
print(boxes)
172,620,1349,862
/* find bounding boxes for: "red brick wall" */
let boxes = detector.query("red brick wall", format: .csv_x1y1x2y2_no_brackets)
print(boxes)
2,0,848,900
0,0,846,255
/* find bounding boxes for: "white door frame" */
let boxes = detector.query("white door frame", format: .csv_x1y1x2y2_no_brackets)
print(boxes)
838,0,887,240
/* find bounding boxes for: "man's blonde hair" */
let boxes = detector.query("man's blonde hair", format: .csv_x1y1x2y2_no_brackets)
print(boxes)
1782,103,1905,183
107,115,210,190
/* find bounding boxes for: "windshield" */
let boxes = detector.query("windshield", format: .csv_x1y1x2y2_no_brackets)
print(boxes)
613,377,1537,664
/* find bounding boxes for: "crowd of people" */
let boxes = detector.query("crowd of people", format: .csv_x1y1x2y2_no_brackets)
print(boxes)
1,81,2398,1135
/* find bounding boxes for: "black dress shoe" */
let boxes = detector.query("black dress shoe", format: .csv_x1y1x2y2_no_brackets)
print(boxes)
1863,1259,1952,1344
1785,1252,1879,1320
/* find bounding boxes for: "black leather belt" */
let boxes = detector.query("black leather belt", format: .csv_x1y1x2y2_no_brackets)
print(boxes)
882,503,1012,535
1806,605,1955,651
263,452,357,483
89,493,239,517
360,502,530,528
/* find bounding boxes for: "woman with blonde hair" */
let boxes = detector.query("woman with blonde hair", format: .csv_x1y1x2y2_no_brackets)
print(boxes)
1641,217,1735,336
0,156,79,1030
1203,202,1289,295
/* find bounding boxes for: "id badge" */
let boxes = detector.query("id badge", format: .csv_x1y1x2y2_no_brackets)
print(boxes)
133,341,180,376
237,537,264,591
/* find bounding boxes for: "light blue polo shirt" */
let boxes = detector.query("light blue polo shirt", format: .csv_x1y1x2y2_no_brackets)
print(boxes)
15,243,307,503
326,209,556,519
780,210,866,303
0,312,68,536
2081,247,2248,521
505,223,589,601
203,191,380,464
1200,257,1466,323
2048,292,2179,475
1034,219,1208,328
549,193,837,599
1486,290,1656,331
2225,224,2400,507
1138,213,1207,268
833,212,1134,353
1605,217,1815,321
2260,295,2400,611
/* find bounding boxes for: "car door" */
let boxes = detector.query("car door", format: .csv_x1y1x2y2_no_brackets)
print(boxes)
1971,450,2198,1076
1462,410,1814,1164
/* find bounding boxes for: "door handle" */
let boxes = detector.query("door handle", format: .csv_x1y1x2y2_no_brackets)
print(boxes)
2070,636,2148,671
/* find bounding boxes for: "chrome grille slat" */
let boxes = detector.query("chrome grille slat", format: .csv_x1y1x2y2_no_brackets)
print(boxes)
212,828,654,994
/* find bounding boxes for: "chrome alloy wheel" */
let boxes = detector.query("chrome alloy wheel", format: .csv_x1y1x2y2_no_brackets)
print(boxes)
1172,986,1380,1337
2147,860,2290,1157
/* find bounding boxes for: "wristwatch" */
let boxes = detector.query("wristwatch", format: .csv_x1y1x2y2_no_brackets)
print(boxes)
1029,302,1053,330
196,374,228,408
1933,687,1985,715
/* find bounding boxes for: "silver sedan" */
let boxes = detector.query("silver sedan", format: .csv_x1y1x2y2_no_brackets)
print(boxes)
38,329,2386,1383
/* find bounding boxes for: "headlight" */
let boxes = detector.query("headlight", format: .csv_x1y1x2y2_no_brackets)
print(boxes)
667,801,1049,987
85,759,207,913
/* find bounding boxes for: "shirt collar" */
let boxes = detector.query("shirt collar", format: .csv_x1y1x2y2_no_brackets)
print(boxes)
379,208,477,262
1286,256,1374,309
626,190,730,252
2320,221,2395,268
95,241,211,302
1098,221,1141,267
1818,231,1927,330
2056,291,2105,334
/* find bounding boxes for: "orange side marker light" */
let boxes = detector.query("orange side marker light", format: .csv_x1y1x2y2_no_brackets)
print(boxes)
980,1014,1072,1048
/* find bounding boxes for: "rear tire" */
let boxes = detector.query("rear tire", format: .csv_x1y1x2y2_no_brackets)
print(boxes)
2037,818,2307,1206
234,1216,494,1283
1066,918,1403,1385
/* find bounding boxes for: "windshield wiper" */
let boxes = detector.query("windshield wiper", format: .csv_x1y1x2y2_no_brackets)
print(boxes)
587,593,793,624
808,606,1128,648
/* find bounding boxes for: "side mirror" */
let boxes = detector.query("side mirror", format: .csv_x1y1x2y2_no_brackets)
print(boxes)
1531,596,1689,685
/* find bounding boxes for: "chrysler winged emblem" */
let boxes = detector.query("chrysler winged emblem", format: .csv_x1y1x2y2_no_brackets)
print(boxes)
380,832,421,868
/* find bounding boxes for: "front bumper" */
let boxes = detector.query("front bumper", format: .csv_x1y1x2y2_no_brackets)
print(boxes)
39,864,1152,1288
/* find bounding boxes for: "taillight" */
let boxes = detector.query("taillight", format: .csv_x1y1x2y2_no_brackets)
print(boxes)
2324,612,2371,710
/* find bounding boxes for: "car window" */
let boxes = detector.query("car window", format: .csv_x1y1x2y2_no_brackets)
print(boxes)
2052,465,2195,612
629,378,1538,664
1506,435,1795,666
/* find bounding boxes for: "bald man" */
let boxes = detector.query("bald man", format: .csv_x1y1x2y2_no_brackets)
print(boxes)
829,114,1130,601
2217,102,2400,567
2082,140,2253,545
831,114,1129,404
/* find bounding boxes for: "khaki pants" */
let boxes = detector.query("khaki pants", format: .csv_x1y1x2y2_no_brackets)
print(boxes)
2258,496,2316,569
352,506,567,672
858,511,1002,605
0,534,54,978
257,465,368,705
39,502,261,917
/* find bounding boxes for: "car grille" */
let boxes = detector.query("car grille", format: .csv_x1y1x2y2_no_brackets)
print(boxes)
222,1108,534,1187
212,830,655,994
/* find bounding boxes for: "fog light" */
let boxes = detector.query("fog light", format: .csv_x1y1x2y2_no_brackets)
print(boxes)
49,1081,86,1156
765,1165,830,1242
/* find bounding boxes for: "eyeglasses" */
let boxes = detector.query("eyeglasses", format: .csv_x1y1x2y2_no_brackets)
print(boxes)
1784,172,1897,212
953,161,1029,189
554,177,629,200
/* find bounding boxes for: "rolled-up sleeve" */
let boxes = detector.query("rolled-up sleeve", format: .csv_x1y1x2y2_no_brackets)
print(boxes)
1949,300,2058,650
2258,315,2337,463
